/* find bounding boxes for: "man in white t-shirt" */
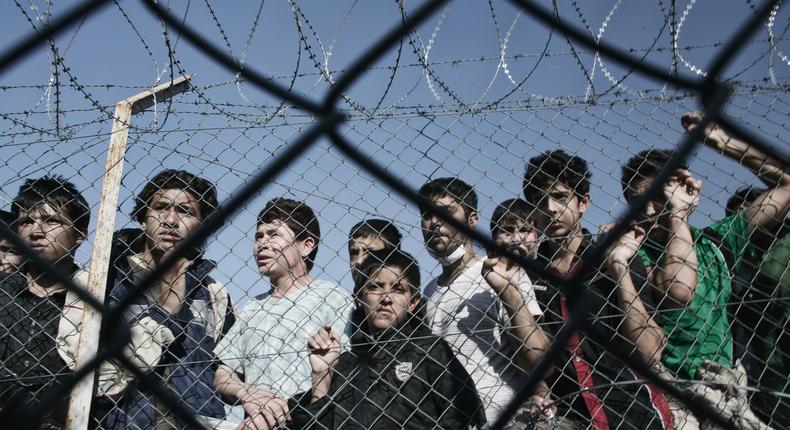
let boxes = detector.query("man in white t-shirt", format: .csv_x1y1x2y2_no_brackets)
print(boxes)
214,198,352,429
418,177,551,425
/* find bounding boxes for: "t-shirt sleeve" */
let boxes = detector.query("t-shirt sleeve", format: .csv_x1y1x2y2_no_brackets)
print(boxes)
706,211,755,269
519,269,542,316
214,314,246,377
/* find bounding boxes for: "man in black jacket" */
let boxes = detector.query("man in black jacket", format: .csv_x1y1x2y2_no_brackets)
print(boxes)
0,176,91,429
522,150,673,429
290,249,484,429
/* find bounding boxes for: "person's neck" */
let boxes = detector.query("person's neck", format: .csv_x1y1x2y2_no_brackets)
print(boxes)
27,257,75,297
270,269,314,298
438,245,478,286
139,246,164,269
545,227,585,275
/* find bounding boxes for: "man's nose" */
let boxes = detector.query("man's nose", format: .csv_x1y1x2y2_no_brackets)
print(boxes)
29,220,46,236
163,209,180,226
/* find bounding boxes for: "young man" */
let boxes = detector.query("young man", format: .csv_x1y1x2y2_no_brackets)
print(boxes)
0,176,91,429
490,198,542,317
621,112,790,427
98,169,236,429
214,198,353,429
348,218,402,285
0,209,23,273
523,150,672,429
418,177,550,424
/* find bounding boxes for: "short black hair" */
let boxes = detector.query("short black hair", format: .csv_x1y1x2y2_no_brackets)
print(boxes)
523,150,591,204
490,198,532,238
354,248,421,298
257,198,321,272
12,175,90,237
132,169,218,224
348,219,402,250
0,210,13,228
418,177,477,218
726,186,765,216
621,149,689,199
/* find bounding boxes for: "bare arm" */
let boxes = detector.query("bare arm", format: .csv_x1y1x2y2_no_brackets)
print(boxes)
482,257,552,375
213,364,287,430
603,224,665,365
652,170,700,306
683,111,790,233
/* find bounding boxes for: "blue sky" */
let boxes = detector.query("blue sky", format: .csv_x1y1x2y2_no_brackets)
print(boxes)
1,0,788,303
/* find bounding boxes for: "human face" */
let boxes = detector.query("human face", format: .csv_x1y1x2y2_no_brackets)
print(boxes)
421,194,477,256
349,235,387,284
142,188,201,256
494,218,539,259
624,176,672,242
254,219,312,278
16,203,83,265
360,265,419,332
531,183,588,239
0,239,23,272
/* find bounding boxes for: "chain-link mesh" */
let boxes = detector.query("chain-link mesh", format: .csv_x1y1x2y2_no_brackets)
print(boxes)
1,0,789,429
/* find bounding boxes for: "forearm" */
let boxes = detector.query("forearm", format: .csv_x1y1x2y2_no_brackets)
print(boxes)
213,364,249,403
498,287,551,373
655,217,698,306
718,135,790,187
309,370,333,404
608,263,665,365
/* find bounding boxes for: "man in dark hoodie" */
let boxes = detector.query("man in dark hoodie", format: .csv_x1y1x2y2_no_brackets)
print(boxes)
290,249,484,429
96,169,235,429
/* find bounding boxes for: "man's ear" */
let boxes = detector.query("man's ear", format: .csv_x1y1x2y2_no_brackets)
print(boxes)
467,210,479,228
298,236,316,258
408,293,421,313
579,193,591,214
71,230,86,251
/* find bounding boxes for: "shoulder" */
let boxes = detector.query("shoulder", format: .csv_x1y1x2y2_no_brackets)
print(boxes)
410,330,453,357
0,272,26,300
309,279,352,303
423,277,440,297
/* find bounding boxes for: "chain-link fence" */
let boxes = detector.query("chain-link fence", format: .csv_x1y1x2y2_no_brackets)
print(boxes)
1,0,789,429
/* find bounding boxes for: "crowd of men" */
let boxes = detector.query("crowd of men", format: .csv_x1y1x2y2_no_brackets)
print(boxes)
0,111,788,429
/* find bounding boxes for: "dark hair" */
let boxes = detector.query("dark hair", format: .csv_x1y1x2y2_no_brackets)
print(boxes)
132,169,218,224
257,198,321,272
490,198,532,238
353,248,421,297
0,210,13,228
621,149,688,198
348,219,402,250
523,150,591,205
418,177,477,218
726,186,765,216
12,175,90,237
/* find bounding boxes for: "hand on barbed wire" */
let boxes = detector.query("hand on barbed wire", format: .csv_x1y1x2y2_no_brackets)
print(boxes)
664,169,702,220
681,111,732,151
235,386,289,430
599,223,645,268
482,253,520,296
308,325,341,376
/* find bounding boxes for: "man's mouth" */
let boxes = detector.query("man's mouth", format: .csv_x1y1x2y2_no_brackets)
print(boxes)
159,231,181,241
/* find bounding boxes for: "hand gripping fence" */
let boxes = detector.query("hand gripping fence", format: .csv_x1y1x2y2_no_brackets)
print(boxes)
1,0,789,429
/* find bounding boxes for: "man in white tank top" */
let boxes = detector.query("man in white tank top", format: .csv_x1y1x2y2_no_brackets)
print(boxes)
418,177,551,425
